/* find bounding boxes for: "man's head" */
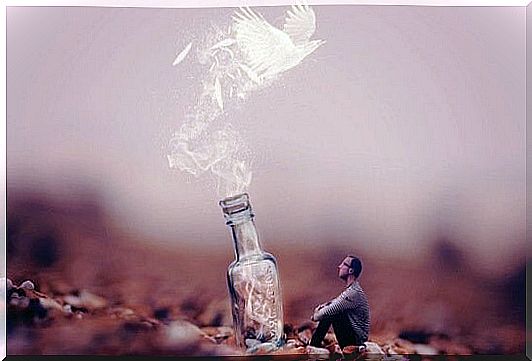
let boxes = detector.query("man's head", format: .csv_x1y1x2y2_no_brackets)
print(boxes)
337,255,362,281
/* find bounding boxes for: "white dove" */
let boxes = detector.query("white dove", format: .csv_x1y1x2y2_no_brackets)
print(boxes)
233,5,325,83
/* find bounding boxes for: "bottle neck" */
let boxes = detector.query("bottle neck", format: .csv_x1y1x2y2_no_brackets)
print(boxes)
220,193,263,260
230,218,262,259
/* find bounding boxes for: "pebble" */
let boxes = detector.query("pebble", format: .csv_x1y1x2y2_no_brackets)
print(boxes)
20,280,35,290
38,297,63,312
342,345,358,355
394,338,416,353
63,290,107,310
6,278,13,291
245,338,261,349
108,307,135,320
247,341,278,354
305,345,330,355
201,326,233,344
10,296,30,308
412,343,438,355
283,339,298,348
274,342,307,355
164,320,209,349
364,341,385,354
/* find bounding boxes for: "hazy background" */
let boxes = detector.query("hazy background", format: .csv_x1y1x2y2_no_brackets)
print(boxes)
7,5,526,274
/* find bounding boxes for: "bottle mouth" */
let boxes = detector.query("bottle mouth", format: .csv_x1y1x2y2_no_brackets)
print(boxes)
219,193,254,224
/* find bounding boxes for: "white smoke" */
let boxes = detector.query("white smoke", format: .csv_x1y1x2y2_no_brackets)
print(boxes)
167,5,324,198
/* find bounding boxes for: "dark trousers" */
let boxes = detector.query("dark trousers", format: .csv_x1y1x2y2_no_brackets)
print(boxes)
310,319,332,347
310,318,364,349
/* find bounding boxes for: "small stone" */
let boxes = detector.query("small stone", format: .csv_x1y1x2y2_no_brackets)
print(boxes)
412,343,438,355
247,341,278,354
201,326,233,344
245,338,261,349
10,296,30,308
63,290,107,310
342,345,358,355
393,346,413,354
281,341,296,352
275,342,307,355
364,341,385,355
305,345,330,359
285,339,298,347
382,343,401,355
63,304,72,313
6,279,13,291
164,320,208,349
394,338,416,353
109,307,135,320
20,280,35,290
38,297,63,311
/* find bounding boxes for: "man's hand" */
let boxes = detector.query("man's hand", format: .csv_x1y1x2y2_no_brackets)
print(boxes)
312,302,331,321
315,302,330,311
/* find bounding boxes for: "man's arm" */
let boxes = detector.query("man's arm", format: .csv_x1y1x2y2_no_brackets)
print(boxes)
312,290,359,321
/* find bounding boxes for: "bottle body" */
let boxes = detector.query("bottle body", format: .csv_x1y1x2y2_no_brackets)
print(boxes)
220,193,284,350
227,252,284,349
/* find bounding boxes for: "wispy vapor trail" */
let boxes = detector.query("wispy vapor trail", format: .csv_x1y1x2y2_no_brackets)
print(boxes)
167,5,324,198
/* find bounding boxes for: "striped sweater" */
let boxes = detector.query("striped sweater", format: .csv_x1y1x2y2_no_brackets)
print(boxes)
312,281,370,347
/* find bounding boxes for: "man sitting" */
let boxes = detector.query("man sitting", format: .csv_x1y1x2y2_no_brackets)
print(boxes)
310,255,370,349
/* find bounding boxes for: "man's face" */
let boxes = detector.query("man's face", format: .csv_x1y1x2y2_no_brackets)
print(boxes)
337,256,353,280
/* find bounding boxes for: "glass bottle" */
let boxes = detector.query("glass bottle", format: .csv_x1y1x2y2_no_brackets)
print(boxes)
219,193,284,350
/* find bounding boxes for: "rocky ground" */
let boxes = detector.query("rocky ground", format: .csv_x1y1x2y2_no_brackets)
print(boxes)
3,278,468,358
5,192,526,357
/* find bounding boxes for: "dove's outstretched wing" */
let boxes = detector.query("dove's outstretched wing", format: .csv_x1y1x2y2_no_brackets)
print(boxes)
283,4,316,45
233,7,293,78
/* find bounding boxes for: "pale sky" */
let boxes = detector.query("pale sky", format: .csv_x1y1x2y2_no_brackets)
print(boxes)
7,5,526,269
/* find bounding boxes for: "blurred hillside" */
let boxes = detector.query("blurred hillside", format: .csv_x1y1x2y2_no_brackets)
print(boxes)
6,187,525,355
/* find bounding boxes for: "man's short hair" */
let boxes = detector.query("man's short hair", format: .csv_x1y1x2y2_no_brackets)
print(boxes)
347,255,362,278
